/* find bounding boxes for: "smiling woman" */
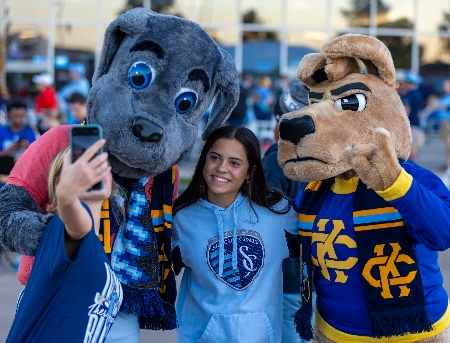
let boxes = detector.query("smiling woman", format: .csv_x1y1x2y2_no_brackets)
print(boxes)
171,125,301,343
203,138,251,208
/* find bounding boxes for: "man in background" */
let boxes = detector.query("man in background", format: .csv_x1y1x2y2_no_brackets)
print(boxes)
0,101,36,159
58,62,90,124
228,74,254,126
32,73,58,118
66,92,87,124
262,81,313,343
0,100,36,188
398,70,424,162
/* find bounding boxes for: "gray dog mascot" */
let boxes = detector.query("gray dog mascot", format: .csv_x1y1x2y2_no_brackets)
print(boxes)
0,7,239,340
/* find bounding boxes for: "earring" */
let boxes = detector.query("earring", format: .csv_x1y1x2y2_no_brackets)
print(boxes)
246,179,250,184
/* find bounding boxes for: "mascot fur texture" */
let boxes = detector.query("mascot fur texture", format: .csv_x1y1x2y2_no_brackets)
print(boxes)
278,34,450,342
0,8,239,330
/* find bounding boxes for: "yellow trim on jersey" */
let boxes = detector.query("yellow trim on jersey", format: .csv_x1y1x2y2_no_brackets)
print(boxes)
315,304,450,342
306,181,323,192
331,177,359,194
376,168,412,202
354,220,404,231
354,207,398,217
299,214,316,223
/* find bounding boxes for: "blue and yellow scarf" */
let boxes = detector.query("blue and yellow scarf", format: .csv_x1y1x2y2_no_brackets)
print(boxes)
295,177,432,340
99,168,177,330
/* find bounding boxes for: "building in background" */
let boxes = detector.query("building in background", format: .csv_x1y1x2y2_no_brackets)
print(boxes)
2,0,450,97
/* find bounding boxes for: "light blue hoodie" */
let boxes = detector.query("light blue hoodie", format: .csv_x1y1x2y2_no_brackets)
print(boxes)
173,193,298,343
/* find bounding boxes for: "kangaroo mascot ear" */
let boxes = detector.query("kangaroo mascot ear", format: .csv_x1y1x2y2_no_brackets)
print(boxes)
297,34,396,88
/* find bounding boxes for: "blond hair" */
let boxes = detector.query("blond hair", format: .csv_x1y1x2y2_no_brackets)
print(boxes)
47,146,70,213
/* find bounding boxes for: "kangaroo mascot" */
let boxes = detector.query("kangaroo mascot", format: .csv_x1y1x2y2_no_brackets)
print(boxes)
278,34,450,342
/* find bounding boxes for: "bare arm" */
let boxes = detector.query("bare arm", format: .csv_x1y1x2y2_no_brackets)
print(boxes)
55,140,111,256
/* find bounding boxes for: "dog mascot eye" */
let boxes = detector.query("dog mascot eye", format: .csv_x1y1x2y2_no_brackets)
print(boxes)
334,93,366,111
128,62,153,89
174,89,198,114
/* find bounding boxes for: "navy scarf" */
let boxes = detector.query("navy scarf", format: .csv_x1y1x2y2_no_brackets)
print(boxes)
295,177,432,340
99,168,177,330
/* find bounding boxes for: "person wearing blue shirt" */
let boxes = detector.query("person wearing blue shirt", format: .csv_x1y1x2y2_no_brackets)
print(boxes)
6,140,123,343
399,71,424,162
172,126,299,343
0,100,36,160
58,62,91,124
263,82,312,343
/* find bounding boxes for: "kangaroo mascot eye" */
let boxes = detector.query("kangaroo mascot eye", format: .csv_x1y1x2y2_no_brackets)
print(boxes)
334,94,366,111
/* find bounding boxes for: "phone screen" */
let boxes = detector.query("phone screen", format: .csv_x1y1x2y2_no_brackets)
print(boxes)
70,125,103,190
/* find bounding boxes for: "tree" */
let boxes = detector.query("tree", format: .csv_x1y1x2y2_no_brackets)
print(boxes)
378,19,419,69
438,10,450,54
0,35,10,103
340,0,421,69
341,0,390,27
118,0,176,15
242,9,277,41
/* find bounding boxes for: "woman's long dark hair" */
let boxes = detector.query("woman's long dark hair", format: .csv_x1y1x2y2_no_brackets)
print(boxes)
174,125,290,215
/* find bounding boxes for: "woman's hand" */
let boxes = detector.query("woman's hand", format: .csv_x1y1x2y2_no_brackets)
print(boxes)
55,139,112,245
56,139,110,207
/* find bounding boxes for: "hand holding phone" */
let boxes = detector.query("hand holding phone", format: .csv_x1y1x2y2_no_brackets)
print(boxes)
56,141,111,244
70,124,104,191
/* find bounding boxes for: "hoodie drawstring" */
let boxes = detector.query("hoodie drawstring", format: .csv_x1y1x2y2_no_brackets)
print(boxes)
213,201,239,277
213,207,225,277
232,201,238,272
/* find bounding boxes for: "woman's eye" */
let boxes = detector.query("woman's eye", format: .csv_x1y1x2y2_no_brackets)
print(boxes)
128,62,154,89
334,93,366,111
230,161,240,167
175,89,198,114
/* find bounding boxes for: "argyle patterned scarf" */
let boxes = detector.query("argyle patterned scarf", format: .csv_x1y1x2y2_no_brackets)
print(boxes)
295,176,432,340
99,168,177,330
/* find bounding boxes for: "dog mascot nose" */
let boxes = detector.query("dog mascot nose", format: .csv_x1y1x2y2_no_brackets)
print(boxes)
279,115,315,145
132,116,164,142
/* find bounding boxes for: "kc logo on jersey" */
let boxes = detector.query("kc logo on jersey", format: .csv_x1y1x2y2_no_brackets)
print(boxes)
362,242,417,299
312,219,358,283
207,230,264,290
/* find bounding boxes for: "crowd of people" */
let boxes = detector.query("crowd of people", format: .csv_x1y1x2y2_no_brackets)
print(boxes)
224,73,294,153
0,62,89,187
396,70,450,171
